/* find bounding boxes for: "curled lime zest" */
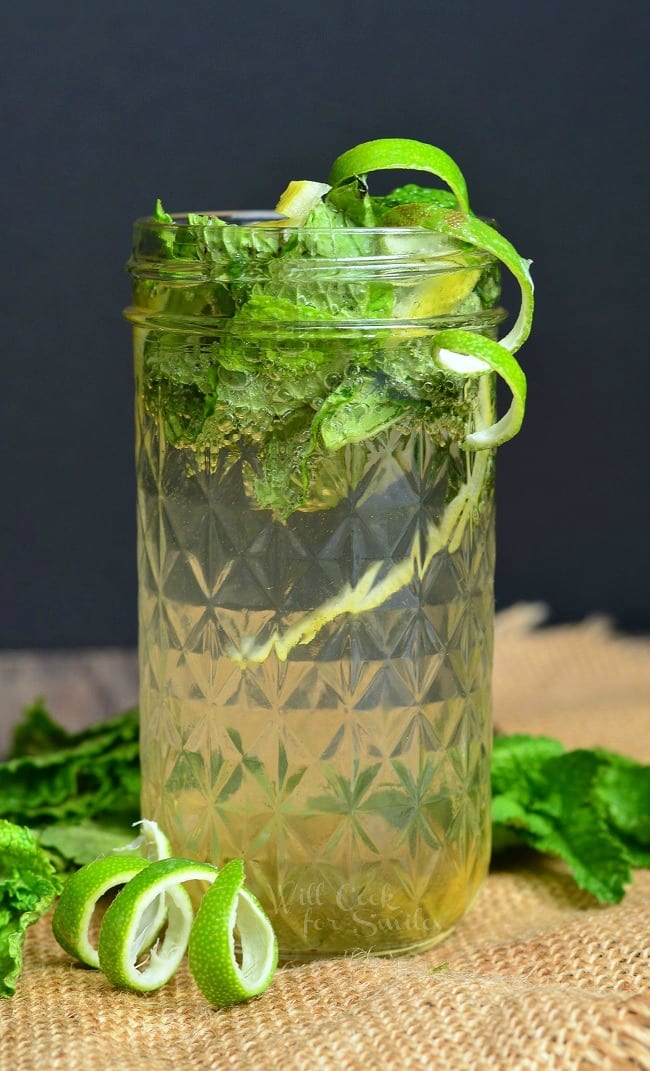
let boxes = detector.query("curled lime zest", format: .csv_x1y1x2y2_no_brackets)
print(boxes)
432,329,527,449
112,817,173,862
188,859,279,1007
327,140,533,451
328,138,471,213
382,202,534,357
53,839,279,1005
52,819,175,971
52,855,150,968
98,857,215,992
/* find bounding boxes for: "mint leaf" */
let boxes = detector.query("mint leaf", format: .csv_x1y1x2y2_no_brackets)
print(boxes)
202,220,281,293
187,212,225,228
153,198,173,224
234,290,336,326
0,820,62,997
37,820,136,869
314,375,413,452
325,180,377,227
250,407,314,518
8,698,73,758
491,733,566,801
151,198,176,255
260,217,391,320
595,762,650,847
0,706,140,827
372,182,458,222
298,200,369,258
491,735,650,904
526,750,632,903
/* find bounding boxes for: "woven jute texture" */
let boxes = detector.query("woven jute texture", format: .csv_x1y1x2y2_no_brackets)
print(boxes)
1,615,649,1071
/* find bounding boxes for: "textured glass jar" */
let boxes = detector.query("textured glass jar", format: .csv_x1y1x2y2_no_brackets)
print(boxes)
127,214,503,957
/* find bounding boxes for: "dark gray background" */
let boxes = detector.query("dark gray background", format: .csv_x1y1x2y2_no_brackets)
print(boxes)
2,0,648,647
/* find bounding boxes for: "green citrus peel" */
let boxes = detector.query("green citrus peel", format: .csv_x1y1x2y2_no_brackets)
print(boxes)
51,822,278,1006
52,855,150,968
328,138,532,449
188,859,279,1008
97,858,208,992
113,817,173,861
328,138,471,213
52,817,173,968
382,201,534,358
432,330,527,448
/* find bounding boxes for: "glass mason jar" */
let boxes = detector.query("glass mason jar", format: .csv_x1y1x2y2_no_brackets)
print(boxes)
127,213,503,958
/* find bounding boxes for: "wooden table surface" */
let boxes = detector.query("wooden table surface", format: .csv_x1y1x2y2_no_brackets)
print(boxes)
0,648,138,756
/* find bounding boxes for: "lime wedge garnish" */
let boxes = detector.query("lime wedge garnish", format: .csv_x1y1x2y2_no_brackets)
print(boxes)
393,266,481,318
275,180,331,223
97,857,216,993
188,859,279,1008
328,138,470,213
52,855,150,968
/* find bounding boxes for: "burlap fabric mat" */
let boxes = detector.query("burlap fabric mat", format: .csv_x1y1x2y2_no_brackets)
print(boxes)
1,613,649,1071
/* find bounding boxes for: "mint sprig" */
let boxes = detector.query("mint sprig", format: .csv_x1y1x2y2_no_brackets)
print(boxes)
491,734,650,903
1,699,140,829
0,819,62,997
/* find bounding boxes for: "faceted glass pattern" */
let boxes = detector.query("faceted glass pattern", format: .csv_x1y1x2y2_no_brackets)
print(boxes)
136,393,495,957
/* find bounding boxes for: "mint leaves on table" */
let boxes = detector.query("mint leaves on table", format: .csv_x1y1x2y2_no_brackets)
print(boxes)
1,702,649,998
491,734,650,903
1,699,140,832
1,704,649,902
0,819,62,997
0,698,140,877
0,701,141,998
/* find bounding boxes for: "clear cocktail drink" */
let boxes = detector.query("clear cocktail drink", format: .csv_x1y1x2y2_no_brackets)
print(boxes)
129,140,532,957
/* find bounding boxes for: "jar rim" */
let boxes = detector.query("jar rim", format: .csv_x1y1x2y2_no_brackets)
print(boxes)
129,211,497,287
134,209,491,237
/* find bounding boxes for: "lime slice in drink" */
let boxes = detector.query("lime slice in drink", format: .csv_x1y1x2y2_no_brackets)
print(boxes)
393,265,482,318
383,201,534,356
188,859,279,1008
52,855,150,968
